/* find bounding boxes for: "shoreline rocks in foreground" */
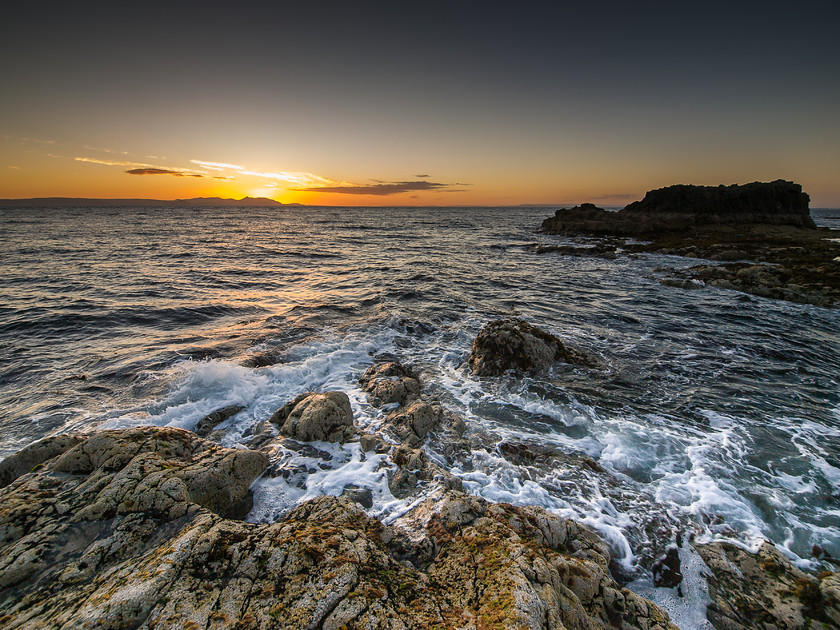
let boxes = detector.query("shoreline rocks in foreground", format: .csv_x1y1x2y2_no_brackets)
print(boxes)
0,327,837,629
0,426,677,630
538,181,840,307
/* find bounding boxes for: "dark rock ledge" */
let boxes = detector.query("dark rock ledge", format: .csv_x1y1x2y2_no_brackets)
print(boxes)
538,181,840,307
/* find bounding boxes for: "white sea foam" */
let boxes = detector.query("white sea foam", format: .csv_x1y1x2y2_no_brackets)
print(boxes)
248,442,407,523
629,542,713,630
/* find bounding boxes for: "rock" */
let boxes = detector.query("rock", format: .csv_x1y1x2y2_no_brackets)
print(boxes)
193,404,244,437
384,400,444,446
240,418,278,449
537,181,840,307
340,483,373,509
696,540,840,630
269,391,356,442
240,352,279,368
469,318,589,376
622,180,814,230
0,427,678,630
0,434,84,488
389,490,679,630
660,259,837,306
541,181,815,237
651,545,683,590
359,361,421,408
387,443,464,498
530,241,618,259
359,432,388,453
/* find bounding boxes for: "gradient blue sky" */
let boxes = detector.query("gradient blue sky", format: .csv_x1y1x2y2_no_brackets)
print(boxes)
2,1,838,205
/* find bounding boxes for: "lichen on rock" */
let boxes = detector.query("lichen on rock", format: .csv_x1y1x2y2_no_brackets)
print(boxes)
269,391,356,443
360,361,421,408
0,426,680,630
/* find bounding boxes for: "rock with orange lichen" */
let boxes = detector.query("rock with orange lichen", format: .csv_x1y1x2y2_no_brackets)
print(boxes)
0,426,678,630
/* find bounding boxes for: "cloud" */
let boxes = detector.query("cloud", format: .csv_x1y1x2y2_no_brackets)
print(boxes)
77,152,465,198
83,144,128,155
190,159,245,171
126,168,203,178
75,157,143,167
76,156,206,177
189,158,341,188
292,180,454,196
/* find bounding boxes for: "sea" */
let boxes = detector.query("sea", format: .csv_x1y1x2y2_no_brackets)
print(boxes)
1,205,839,629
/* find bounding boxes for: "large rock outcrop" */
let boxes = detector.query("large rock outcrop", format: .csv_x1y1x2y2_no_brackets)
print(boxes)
540,181,815,237
0,426,678,630
537,181,839,307
468,318,590,376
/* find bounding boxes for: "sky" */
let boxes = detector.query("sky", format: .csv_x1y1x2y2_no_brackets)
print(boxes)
2,1,838,206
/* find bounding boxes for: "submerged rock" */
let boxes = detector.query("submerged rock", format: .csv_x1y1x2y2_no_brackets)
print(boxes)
239,351,279,368
193,404,244,438
0,426,678,630
269,391,356,442
696,540,840,629
469,318,589,376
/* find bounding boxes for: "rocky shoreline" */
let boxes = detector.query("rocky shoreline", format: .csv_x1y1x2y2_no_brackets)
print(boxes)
538,181,840,307
1,319,837,629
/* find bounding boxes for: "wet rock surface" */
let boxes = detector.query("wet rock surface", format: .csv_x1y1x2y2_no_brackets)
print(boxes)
696,541,840,630
0,425,681,630
359,361,421,408
469,318,591,376
538,182,839,306
269,391,356,443
656,252,839,307
194,404,244,438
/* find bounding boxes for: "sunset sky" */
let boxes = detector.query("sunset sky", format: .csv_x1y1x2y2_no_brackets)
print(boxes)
2,1,838,206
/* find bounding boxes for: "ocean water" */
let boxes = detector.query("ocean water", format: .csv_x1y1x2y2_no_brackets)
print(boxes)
1,205,838,628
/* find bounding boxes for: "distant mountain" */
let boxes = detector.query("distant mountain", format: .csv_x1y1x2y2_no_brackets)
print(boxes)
0,196,300,208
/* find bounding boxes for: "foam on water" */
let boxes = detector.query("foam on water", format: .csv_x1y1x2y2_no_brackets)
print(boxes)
629,542,714,630
248,442,406,523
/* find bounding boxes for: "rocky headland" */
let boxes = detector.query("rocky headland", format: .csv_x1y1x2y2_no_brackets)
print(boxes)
539,181,840,307
0,319,837,629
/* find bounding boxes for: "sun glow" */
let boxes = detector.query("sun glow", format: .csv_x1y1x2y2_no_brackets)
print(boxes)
249,187,280,200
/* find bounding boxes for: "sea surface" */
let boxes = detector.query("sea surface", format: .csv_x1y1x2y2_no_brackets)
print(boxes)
1,205,839,628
